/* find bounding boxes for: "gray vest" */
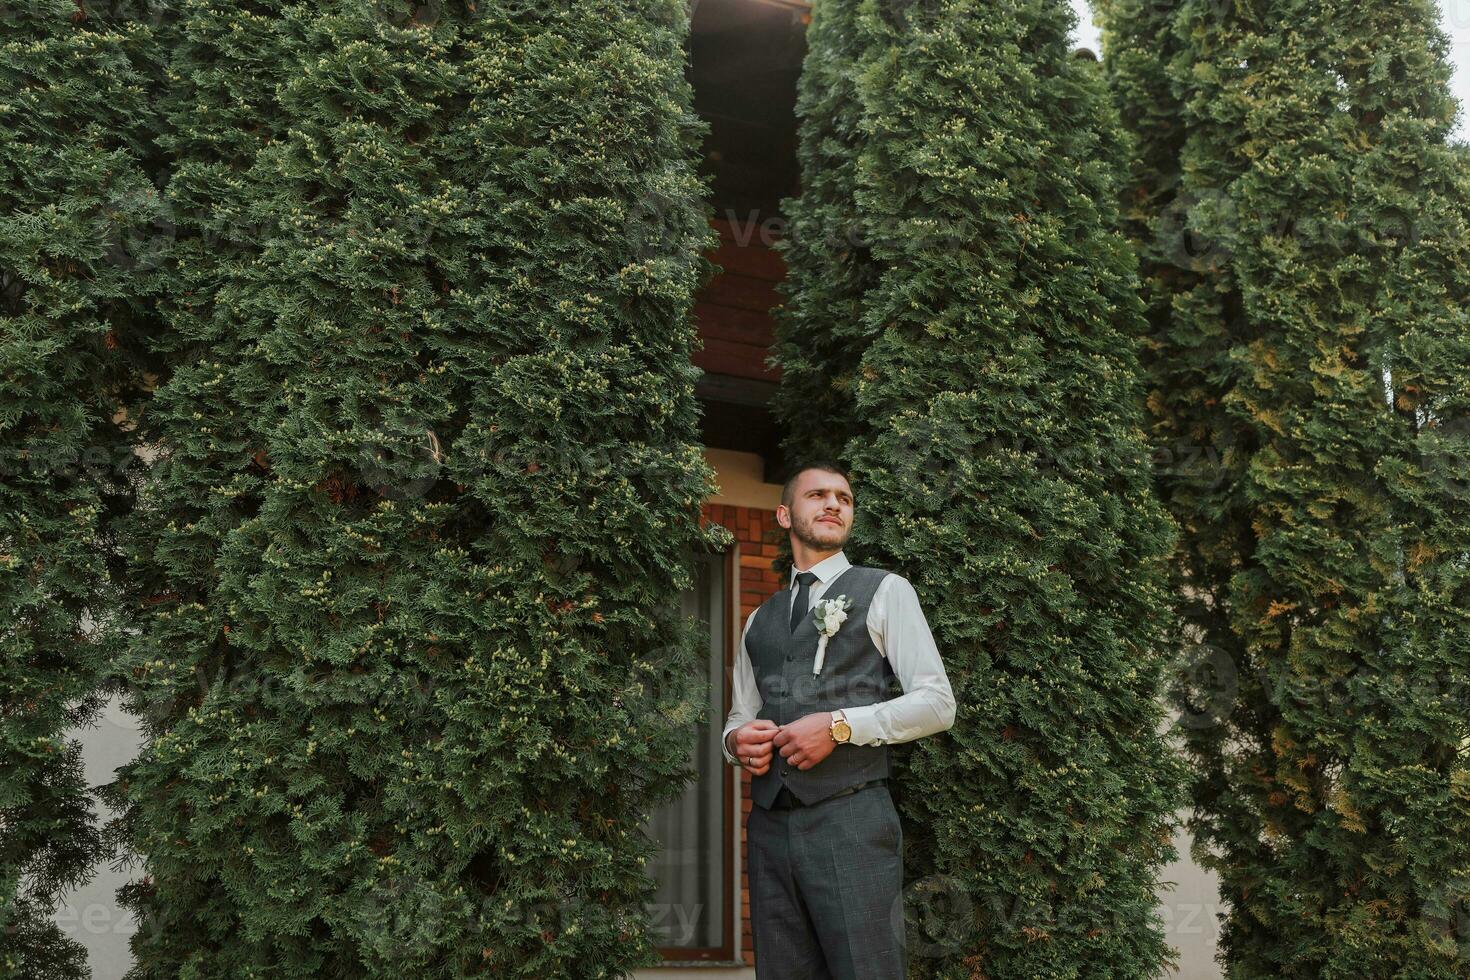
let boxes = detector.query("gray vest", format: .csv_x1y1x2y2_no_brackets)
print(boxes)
747,564,898,808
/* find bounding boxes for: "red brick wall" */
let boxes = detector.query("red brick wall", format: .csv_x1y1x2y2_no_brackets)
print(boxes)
693,218,786,385
701,501,782,967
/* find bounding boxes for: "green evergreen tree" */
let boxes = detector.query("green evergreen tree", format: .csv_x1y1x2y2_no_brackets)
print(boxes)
1093,2,1268,972
102,1,728,976
0,4,162,976
769,0,880,462
772,0,1190,975
1097,0,1470,974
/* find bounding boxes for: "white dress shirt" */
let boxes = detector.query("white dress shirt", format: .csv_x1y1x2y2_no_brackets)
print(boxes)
720,550,957,766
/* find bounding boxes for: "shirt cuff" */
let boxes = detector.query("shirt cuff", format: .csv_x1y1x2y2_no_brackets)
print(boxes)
721,725,742,766
838,704,883,747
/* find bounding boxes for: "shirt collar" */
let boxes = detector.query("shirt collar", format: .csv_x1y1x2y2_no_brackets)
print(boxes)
791,550,851,590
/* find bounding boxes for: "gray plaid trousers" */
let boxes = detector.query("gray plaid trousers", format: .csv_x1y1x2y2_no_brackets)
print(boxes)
746,784,907,979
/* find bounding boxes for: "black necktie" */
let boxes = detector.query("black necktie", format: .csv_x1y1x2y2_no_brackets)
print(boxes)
790,571,818,634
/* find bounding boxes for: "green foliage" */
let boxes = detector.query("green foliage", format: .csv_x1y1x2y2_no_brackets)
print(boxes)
0,3,162,977
773,1,1190,975
1097,0,1470,974
769,0,879,463
100,1,728,976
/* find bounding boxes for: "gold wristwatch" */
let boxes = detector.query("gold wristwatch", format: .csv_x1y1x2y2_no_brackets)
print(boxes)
829,709,852,744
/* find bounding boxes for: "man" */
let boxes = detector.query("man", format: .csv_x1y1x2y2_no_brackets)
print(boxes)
721,460,957,980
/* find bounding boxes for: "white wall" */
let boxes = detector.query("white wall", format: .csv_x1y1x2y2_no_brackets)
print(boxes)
56,697,144,980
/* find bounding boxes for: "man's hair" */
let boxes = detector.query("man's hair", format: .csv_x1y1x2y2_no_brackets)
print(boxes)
780,459,853,510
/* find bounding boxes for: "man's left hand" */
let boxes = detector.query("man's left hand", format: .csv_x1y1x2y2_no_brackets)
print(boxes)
774,712,840,771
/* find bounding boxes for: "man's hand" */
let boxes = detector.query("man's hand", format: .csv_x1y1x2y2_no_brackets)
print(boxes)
773,712,839,771
728,720,779,775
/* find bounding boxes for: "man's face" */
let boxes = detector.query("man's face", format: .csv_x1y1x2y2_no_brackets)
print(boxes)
780,470,853,550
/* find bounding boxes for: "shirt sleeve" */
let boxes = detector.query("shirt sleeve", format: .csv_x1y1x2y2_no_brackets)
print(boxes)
840,574,957,747
720,607,762,766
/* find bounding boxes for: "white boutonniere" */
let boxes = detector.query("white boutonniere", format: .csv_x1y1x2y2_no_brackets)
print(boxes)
810,595,853,676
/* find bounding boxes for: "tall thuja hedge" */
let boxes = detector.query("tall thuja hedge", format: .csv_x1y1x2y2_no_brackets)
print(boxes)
100,1,298,971
0,5,161,977
768,0,881,461
1092,0,1270,969
1098,0,1470,974
773,0,1190,975
103,1,728,976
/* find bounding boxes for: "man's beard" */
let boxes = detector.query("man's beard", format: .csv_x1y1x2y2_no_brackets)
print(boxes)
795,516,847,551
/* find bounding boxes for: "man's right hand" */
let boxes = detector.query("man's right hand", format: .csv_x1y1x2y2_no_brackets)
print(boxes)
727,720,779,775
